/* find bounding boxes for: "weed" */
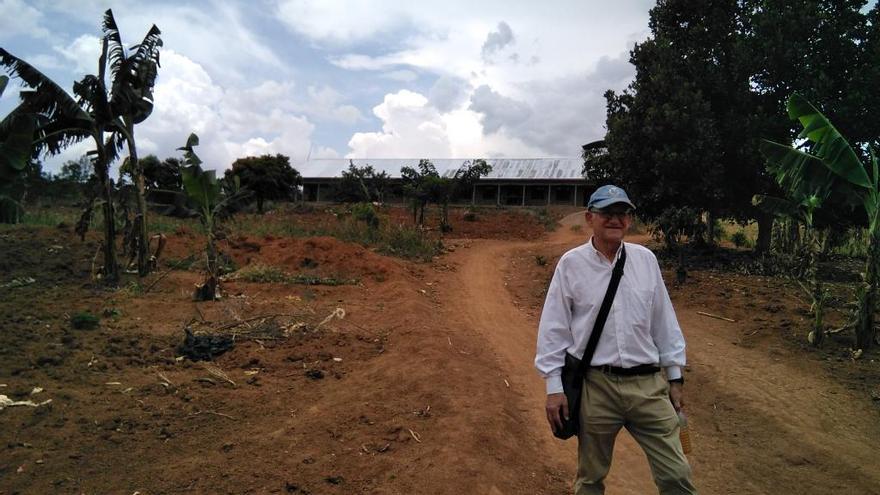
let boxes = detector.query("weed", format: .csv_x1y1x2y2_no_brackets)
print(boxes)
535,255,548,266
300,257,319,269
382,224,442,261
234,263,288,283
122,281,144,296
463,208,477,222
71,311,100,330
165,255,197,270
570,224,583,233
230,263,359,285
523,207,558,231
288,275,359,286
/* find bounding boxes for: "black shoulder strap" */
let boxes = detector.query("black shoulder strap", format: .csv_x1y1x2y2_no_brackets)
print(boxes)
579,244,627,374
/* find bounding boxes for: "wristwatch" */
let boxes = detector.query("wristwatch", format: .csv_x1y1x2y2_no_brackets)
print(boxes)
668,377,684,385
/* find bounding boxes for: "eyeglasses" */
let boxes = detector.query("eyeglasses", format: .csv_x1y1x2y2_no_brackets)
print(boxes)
590,208,632,219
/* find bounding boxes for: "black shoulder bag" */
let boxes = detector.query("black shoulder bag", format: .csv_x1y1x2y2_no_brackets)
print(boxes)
554,245,626,440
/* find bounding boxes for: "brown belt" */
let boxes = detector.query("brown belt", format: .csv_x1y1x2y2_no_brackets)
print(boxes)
591,364,660,376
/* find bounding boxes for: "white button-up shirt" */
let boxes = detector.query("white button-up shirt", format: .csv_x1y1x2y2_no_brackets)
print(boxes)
535,239,686,394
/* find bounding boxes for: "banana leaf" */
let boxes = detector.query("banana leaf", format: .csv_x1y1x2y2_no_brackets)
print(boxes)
787,93,870,189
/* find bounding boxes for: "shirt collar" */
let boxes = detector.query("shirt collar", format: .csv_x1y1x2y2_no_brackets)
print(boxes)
587,236,625,262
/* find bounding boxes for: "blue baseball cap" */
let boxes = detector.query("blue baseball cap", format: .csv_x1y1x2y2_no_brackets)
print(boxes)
587,185,636,210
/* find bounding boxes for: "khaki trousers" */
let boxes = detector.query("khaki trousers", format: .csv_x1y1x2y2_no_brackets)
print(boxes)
574,370,697,495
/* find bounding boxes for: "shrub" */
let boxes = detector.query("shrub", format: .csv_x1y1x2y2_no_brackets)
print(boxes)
731,230,749,248
351,202,380,230
383,224,442,261
234,263,287,283
71,312,100,330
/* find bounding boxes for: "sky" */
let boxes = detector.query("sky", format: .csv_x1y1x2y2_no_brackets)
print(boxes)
0,0,654,173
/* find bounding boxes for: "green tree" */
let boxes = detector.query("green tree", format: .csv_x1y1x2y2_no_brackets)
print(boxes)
596,0,876,252
141,155,182,191
335,161,390,203
400,159,438,226
223,154,301,213
59,156,94,184
435,159,492,232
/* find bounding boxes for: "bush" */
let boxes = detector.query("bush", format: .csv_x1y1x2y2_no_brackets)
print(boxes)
383,224,442,261
351,202,380,230
0,196,23,224
71,312,100,330
731,230,750,248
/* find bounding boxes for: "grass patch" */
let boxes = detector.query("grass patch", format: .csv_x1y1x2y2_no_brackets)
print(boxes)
229,263,359,286
70,311,100,330
521,207,558,231
382,223,442,261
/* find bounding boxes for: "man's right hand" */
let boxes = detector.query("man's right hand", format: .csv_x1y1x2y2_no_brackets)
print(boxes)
545,392,569,434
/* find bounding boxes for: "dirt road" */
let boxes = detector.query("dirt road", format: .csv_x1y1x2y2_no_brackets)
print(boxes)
443,211,880,494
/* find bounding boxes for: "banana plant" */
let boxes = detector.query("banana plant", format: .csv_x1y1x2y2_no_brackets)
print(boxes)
178,133,249,301
0,74,36,223
0,75,35,179
760,93,879,350
753,194,829,345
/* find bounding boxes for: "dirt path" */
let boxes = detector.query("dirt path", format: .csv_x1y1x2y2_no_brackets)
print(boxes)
443,211,880,494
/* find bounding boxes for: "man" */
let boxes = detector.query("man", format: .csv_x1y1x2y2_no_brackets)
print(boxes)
534,185,697,494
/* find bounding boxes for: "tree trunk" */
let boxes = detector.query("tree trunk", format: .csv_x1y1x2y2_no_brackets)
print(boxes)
95,147,118,285
195,231,219,301
257,196,264,214
856,228,880,350
755,211,773,253
126,121,150,277
440,201,451,232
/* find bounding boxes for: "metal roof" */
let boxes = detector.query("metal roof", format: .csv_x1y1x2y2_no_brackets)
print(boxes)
298,158,585,180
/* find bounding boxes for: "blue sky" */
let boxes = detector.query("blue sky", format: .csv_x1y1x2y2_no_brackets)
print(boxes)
1,0,654,173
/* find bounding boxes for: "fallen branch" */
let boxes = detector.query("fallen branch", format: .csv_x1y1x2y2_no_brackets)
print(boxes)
213,313,307,333
189,410,236,420
697,311,736,323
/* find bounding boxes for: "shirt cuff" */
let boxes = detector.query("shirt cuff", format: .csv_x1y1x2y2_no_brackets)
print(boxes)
665,366,682,381
546,375,564,395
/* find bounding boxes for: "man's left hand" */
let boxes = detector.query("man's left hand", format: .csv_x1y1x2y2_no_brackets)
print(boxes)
669,382,684,412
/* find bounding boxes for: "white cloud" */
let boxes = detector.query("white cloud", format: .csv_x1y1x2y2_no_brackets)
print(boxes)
54,35,101,75
469,85,531,134
429,75,469,113
0,0,50,39
382,70,419,82
134,50,337,171
467,51,635,156
346,89,545,159
481,21,515,61
276,0,410,44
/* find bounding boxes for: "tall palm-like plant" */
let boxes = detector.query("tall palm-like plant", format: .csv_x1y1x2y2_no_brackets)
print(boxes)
760,93,879,350
103,11,162,276
0,9,161,284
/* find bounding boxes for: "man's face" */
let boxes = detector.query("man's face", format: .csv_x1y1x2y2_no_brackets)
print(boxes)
586,204,633,244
